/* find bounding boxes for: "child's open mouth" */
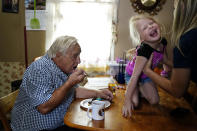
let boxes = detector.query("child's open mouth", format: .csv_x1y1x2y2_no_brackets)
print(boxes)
150,29,158,37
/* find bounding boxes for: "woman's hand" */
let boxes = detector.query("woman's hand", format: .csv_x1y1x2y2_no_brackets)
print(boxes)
122,97,134,118
143,53,153,75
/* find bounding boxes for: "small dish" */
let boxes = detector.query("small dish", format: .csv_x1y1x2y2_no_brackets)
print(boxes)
80,98,111,109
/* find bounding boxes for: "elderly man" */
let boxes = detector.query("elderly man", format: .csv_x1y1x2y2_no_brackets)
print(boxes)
11,36,113,131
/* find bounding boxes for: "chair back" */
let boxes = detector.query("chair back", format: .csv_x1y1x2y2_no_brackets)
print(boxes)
0,89,19,131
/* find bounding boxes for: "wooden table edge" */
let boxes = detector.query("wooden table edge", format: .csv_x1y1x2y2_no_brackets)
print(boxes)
64,118,111,131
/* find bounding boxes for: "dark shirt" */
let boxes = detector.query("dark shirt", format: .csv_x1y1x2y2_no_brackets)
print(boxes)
138,38,167,59
173,28,197,83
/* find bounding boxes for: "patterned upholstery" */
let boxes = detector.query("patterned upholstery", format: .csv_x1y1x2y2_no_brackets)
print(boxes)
0,62,25,97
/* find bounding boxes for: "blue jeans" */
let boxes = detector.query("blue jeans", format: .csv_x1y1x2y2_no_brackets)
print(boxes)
125,72,151,84
125,72,131,84
140,77,151,84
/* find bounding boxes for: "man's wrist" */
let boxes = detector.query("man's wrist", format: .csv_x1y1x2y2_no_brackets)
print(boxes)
64,80,75,88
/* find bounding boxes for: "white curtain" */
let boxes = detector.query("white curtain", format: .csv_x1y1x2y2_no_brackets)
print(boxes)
45,0,119,71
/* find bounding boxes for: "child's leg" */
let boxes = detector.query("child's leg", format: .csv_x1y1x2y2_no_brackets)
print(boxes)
139,81,159,105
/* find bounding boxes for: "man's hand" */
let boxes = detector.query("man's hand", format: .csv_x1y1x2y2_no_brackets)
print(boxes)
96,89,113,101
68,69,86,86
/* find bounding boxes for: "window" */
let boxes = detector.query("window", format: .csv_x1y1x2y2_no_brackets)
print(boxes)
46,0,119,73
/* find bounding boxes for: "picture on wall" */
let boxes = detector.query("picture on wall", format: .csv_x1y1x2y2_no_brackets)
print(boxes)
25,0,46,30
2,0,19,13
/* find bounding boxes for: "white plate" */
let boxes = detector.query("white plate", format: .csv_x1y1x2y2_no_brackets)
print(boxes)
80,98,111,109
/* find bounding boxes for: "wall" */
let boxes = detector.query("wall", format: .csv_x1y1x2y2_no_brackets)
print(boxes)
0,0,24,62
0,0,174,63
0,0,45,63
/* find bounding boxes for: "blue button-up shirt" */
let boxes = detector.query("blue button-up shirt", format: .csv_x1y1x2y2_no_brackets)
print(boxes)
11,54,76,131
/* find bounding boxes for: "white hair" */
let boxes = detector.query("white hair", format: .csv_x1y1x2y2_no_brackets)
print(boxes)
46,35,78,58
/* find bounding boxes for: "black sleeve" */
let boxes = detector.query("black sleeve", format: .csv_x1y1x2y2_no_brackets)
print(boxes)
137,43,154,59
173,47,190,68
173,29,195,68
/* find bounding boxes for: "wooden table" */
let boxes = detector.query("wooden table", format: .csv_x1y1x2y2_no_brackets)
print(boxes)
64,82,197,131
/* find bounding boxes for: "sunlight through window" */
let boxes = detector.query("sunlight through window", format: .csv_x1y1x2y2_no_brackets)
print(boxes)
46,0,118,71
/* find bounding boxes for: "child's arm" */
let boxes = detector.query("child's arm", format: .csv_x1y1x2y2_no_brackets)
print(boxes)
122,56,148,118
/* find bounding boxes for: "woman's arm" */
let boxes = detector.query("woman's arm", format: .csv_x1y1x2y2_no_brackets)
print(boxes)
163,47,173,68
144,54,191,98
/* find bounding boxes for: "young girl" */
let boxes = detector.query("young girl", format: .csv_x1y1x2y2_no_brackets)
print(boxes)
122,15,170,117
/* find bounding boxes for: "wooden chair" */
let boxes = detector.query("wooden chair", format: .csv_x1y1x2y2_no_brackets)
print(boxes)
0,90,19,131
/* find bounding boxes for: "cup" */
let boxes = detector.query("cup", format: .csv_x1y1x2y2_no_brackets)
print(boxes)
87,100,105,120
